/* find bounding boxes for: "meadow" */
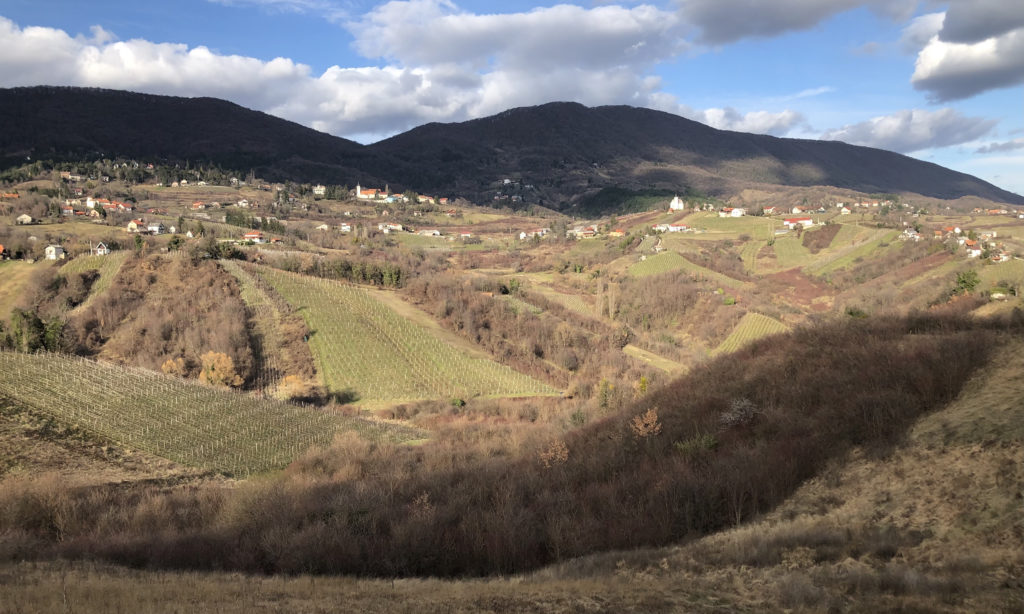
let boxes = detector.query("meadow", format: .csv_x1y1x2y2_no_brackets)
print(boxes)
0,260,41,320
0,350,421,476
252,265,559,404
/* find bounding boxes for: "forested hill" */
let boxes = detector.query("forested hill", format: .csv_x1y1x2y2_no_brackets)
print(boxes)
2,87,1021,209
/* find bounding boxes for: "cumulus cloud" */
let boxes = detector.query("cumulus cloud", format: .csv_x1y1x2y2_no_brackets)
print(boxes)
0,7,807,142
675,0,915,44
975,138,1024,154
939,0,1024,44
821,108,996,153
911,27,1024,101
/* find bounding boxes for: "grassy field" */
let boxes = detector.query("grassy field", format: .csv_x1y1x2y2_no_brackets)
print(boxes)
806,229,900,276
713,312,790,355
686,213,776,238
61,251,130,313
0,260,42,320
769,235,814,271
627,250,687,277
0,350,422,476
977,258,1024,289
739,240,765,274
253,266,559,404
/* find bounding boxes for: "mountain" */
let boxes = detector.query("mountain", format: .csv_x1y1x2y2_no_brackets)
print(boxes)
1,87,1021,209
370,102,1024,208
0,86,394,186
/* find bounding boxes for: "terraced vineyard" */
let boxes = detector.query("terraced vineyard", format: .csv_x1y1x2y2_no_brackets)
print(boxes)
0,351,422,476
252,266,560,403
714,312,790,355
61,251,130,313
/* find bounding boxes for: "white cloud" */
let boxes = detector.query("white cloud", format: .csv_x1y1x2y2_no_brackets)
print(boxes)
911,26,1024,101
0,8,808,142
821,108,996,153
675,0,915,44
900,12,944,52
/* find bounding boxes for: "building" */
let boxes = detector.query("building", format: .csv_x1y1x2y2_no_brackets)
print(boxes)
242,231,265,243
16,214,33,225
44,245,65,260
312,184,326,197
92,242,111,256
783,217,814,229
669,195,685,211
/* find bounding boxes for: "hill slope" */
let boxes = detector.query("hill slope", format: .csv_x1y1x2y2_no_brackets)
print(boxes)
0,86,394,186
371,102,1024,208
1,87,1020,209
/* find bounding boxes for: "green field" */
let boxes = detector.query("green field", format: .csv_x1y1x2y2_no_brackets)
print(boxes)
61,251,130,313
0,350,422,476
686,213,776,237
740,240,766,274
806,229,900,276
713,312,790,355
770,235,814,271
253,266,559,403
628,251,688,277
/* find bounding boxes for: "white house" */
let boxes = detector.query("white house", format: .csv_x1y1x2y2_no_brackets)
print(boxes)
315,223,330,231
147,222,165,235
339,223,352,233
667,223,689,232
16,214,33,225
44,245,65,260
92,242,111,256
669,195,685,211
418,229,441,236
242,231,265,243
520,227,550,240
783,217,814,229
312,184,326,197
719,207,746,217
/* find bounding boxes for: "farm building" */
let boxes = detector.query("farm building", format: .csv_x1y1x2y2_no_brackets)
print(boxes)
44,245,65,260
783,217,814,229
16,214,33,225
243,231,265,243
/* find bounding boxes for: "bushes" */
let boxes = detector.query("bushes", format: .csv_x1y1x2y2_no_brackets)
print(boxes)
0,313,1009,578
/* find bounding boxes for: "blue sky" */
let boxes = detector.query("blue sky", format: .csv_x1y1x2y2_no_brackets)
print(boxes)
1,0,1022,195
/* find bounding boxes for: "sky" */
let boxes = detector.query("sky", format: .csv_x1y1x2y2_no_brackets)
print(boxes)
1,0,1022,195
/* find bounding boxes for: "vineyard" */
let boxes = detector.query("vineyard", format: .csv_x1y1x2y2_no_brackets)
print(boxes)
806,229,900,276
251,266,560,404
60,251,130,313
0,351,423,476
220,260,295,396
713,312,790,355
628,251,687,277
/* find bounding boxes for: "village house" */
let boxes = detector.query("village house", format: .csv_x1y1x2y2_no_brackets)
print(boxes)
378,222,403,234
44,245,65,260
126,219,146,233
0,244,8,260
762,206,778,215
312,184,326,197
16,214,33,225
719,207,746,217
608,229,626,237
60,204,74,216
355,184,382,200
783,217,814,229
963,240,982,258
91,242,111,256
652,223,671,233
339,223,352,233
243,231,265,243
667,223,689,232
191,201,206,210
418,229,441,236
900,228,921,242
839,205,852,214
522,227,552,240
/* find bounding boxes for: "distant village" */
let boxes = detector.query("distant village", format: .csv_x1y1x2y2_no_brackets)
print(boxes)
1,158,1022,266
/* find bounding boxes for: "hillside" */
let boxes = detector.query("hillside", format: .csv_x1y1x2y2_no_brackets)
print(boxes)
1,87,1021,212
0,86,394,187
370,102,1024,209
